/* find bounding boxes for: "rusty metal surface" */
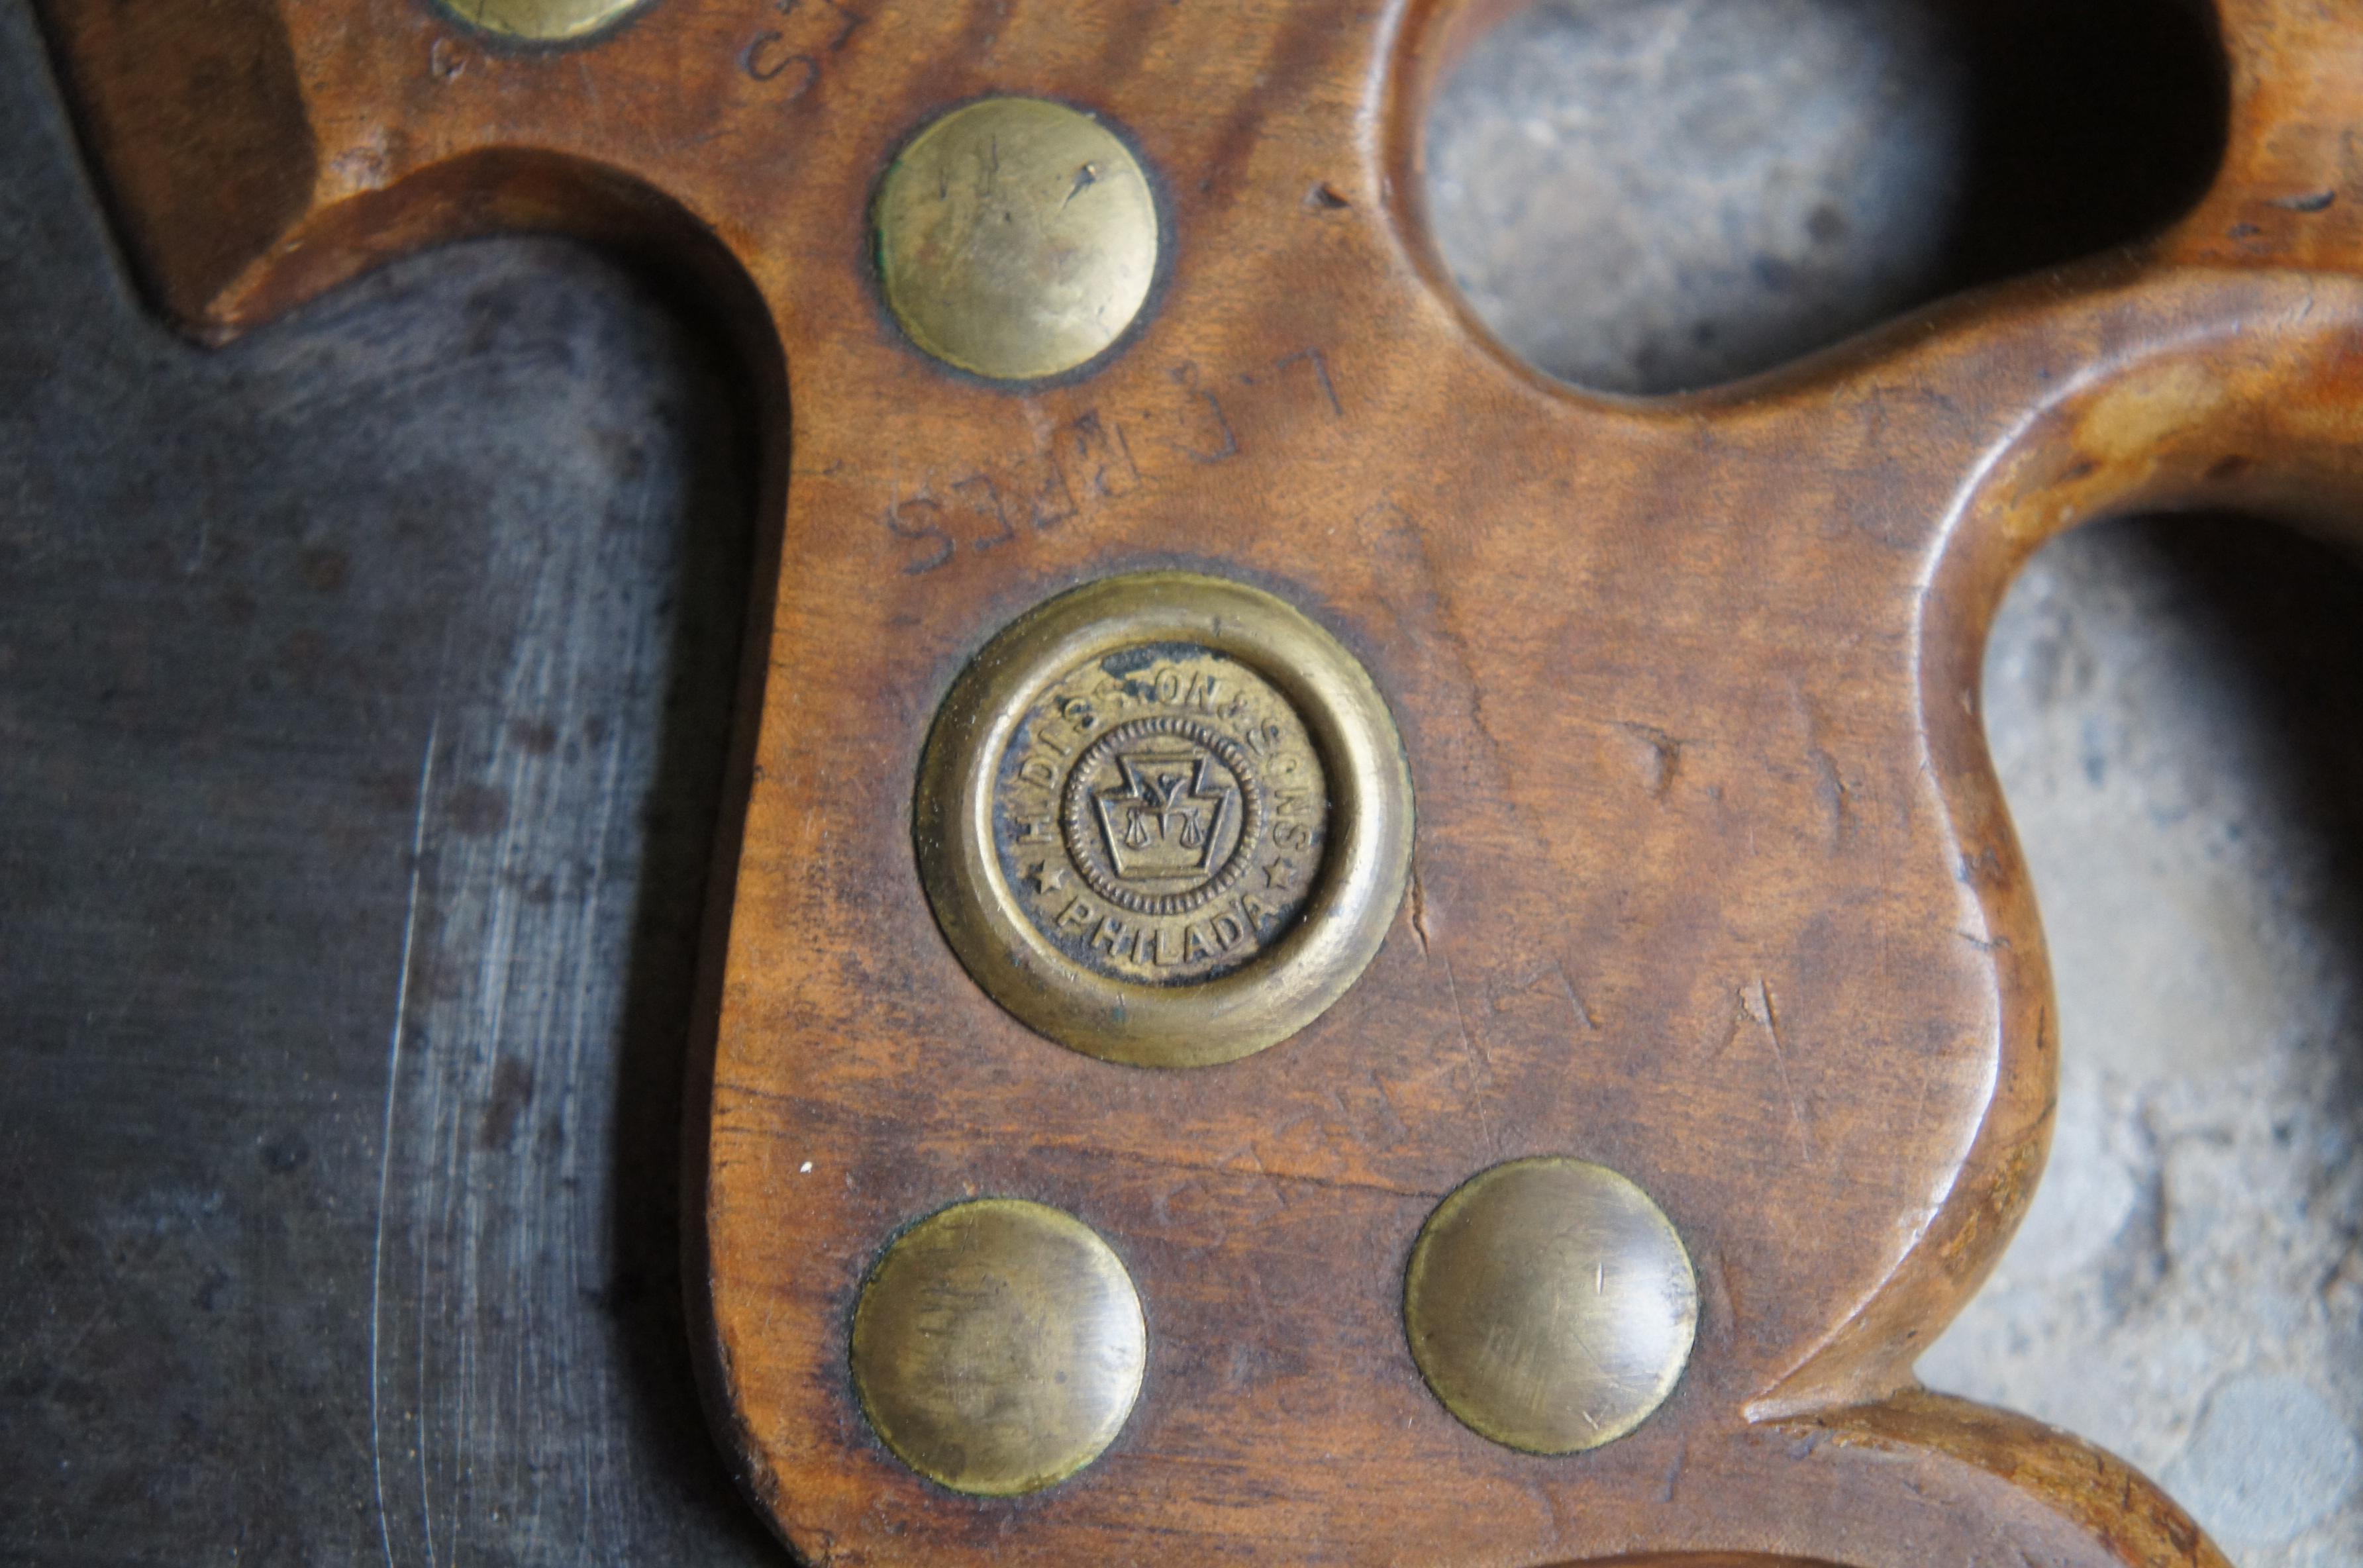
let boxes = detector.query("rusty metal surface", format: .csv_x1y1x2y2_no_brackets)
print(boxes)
0,4,771,1557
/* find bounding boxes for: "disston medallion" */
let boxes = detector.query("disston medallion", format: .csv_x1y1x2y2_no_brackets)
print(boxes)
997,644,1327,986
915,571,1411,1067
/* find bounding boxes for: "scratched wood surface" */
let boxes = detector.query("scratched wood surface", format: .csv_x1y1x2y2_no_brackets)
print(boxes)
25,0,2363,1563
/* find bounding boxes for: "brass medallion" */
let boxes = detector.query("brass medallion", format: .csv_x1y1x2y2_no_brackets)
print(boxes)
433,0,645,42
917,572,1411,1068
851,1199,1146,1496
1404,1157,1698,1455
874,97,1162,383
995,646,1327,986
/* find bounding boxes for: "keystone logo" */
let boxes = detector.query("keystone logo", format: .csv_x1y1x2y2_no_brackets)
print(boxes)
1095,749,1240,881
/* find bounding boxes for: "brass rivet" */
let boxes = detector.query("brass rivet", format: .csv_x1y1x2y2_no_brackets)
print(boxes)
1405,1157,1697,1455
434,0,645,42
915,571,1414,1068
874,97,1160,382
852,1199,1146,1496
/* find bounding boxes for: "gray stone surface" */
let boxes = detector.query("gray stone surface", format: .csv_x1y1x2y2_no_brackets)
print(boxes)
1923,522,2363,1566
2164,1375,2360,1550
1424,0,2220,393
1427,0,1968,393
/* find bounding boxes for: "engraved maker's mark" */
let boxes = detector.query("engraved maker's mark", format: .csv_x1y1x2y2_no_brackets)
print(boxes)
992,645,1329,985
1064,716,1264,916
742,0,860,95
881,346,1344,575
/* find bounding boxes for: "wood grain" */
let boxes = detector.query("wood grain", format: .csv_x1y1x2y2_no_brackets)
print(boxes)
37,0,2363,1560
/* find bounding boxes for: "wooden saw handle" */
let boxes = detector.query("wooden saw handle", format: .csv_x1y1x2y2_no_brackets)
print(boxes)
37,0,2363,1561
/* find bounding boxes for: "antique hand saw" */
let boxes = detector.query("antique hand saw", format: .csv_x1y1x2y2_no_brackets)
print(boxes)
38,0,2363,1561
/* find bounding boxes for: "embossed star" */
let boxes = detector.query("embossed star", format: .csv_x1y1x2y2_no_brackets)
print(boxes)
1022,859,1069,894
1262,857,1298,889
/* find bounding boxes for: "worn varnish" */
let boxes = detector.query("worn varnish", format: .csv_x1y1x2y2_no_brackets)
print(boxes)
36,0,2363,1561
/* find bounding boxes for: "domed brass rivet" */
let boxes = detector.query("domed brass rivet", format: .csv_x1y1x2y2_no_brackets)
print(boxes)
874,97,1161,382
1405,1157,1697,1455
433,0,645,42
915,571,1414,1068
851,1199,1146,1496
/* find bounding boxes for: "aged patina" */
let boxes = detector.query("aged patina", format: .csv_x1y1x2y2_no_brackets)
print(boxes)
915,570,1410,1067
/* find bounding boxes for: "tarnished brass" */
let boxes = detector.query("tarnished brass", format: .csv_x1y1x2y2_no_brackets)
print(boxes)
999,646,1327,987
1404,1157,1698,1455
915,571,1412,1068
874,97,1160,382
432,0,644,42
850,1199,1146,1496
